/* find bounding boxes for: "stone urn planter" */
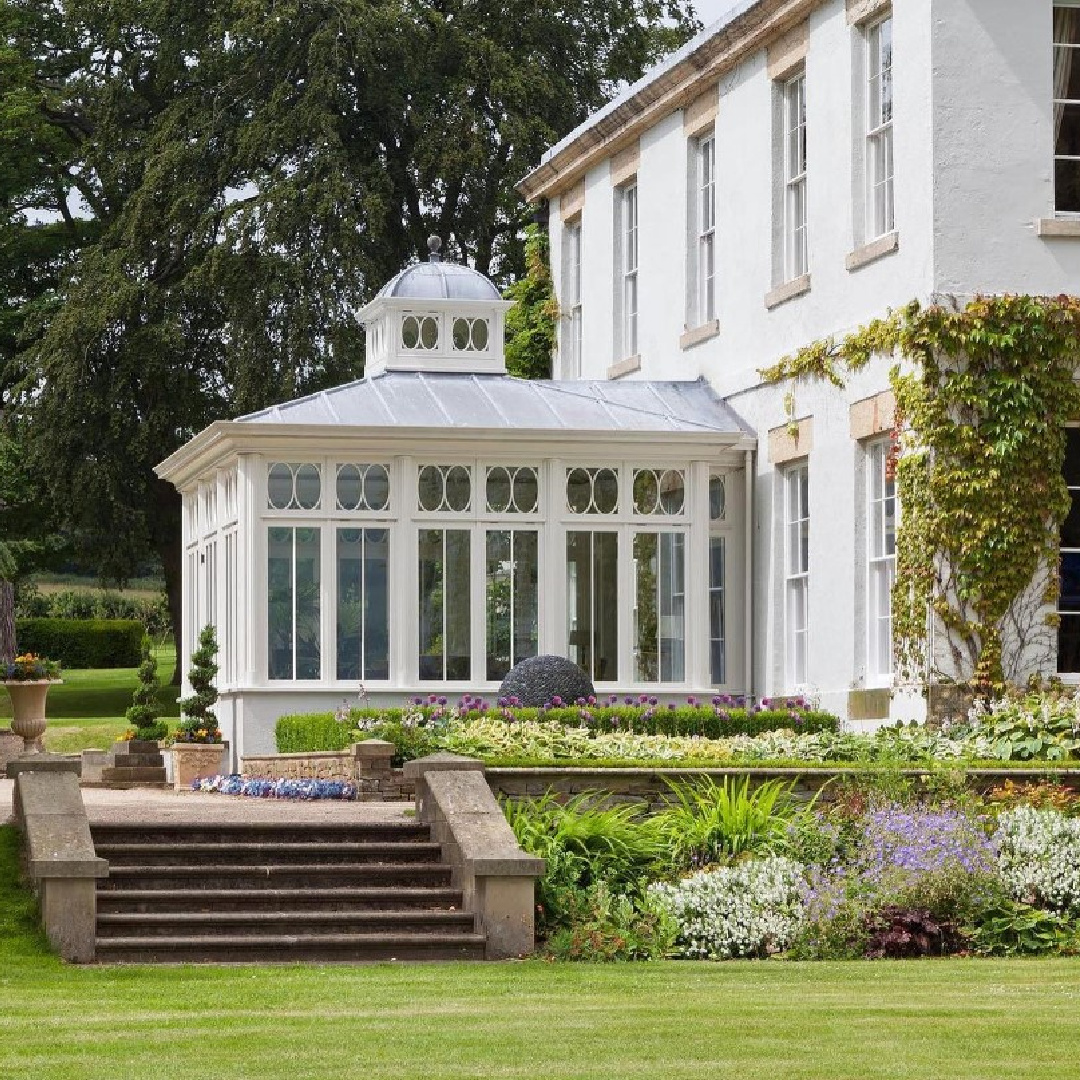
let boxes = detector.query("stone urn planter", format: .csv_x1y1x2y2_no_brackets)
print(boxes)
2,679,61,753
171,741,229,790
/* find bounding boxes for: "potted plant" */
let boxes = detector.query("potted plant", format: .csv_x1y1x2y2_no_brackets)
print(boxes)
172,625,227,788
2,653,62,753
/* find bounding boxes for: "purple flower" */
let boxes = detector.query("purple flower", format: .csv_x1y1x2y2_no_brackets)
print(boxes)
687,696,697,707
552,695,563,707
437,696,447,706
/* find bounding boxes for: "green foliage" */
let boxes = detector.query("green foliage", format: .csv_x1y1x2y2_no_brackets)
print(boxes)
503,791,664,937
969,900,1074,956
15,618,143,669
16,587,171,640
653,776,805,869
177,625,218,736
125,638,162,734
275,713,356,753
762,294,1080,687
503,223,555,379
370,719,441,766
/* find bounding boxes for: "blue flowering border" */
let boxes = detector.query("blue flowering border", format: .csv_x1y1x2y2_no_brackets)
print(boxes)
193,774,357,800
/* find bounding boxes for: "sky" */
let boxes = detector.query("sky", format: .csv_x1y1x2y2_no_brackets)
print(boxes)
694,0,740,29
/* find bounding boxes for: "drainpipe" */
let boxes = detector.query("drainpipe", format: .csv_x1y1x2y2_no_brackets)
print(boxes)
744,447,755,701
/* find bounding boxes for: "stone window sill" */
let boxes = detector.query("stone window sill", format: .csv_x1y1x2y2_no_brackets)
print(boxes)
846,231,899,271
607,354,641,379
679,321,721,350
1036,217,1080,238
764,274,811,311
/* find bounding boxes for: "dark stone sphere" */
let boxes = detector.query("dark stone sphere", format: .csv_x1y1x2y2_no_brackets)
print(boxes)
498,655,595,708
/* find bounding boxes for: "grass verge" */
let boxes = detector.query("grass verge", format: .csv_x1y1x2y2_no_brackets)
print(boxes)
1,826,1080,1079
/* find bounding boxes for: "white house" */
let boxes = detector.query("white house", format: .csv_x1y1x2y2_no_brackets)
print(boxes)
160,0,1080,763
519,0,1080,724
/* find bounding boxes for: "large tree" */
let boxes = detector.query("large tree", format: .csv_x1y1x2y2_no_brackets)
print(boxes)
1,0,698,681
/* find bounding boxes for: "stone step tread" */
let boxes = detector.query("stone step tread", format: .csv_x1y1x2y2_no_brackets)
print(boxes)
95,842,442,856
95,932,487,948
97,887,463,902
90,823,429,835
104,863,451,876
98,910,470,925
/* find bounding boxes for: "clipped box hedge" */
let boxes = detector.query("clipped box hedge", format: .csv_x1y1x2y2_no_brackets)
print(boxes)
275,702,840,756
15,618,145,669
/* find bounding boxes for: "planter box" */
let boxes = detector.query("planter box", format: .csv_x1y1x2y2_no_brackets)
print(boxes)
171,742,229,790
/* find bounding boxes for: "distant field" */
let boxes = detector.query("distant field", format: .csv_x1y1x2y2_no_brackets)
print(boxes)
0,642,180,752
28,573,164,600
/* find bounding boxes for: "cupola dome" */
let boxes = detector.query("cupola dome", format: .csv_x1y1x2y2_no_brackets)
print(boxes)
359,237,512,377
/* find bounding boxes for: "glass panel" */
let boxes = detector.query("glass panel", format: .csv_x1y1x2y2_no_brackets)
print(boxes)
402,315,420,349
486,531,513,681
453,318,470,350
420,315,439,349
418,465,443,512
365,465,390,511
513,467,538,513
364,529,389,680
337,529,362,681
633,470,659,514
709,536,726,685
1066,429,1080,484
267,527,293,679
487,467,512,513
336,464,363,512
513,531,540,672
1061,552,1080,612
709,475,726,521
566,468,592,513
445,530,471,679
594,468,619,514
566,531,618,682
295,527,320,679
1059,614,1080,673
635,533,659,681
471,320,489,350
445,465,471,512
268,463,293,510
634,532,685,683
294,464,321,510
418,529,444,680
659,471,685,514
1056,157,1080,214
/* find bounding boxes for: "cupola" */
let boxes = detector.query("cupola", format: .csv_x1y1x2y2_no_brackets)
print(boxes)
359,236,513,377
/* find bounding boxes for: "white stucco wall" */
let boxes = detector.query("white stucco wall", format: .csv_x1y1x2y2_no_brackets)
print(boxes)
550,0,1080,719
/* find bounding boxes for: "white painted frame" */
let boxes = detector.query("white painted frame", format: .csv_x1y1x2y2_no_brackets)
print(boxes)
865,14,895,240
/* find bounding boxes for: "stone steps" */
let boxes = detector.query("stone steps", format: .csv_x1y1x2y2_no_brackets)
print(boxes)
90,822,483,963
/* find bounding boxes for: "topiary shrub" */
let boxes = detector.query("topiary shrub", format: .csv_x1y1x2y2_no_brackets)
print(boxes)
498,655,594,708
177,625,220,742
125,637,168,740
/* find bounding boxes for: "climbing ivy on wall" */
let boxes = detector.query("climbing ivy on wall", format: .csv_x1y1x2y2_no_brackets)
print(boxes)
504,224,558,380
761,294,1080,689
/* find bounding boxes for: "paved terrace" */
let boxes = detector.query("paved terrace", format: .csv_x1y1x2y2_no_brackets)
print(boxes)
0,778,413,827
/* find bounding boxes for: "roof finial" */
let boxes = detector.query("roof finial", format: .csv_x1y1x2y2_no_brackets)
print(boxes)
427,235,442,262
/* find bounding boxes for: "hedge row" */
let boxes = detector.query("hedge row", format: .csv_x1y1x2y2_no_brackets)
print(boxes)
16,587,171,639
349,704,840,740
15,618,145,669
275,703,840,755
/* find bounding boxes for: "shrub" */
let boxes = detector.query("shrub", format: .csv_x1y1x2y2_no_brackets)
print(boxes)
177,625,220,742
985,779,1080,816
16,588,171,639
994,805,1080,913
962,688,1080,761
648,856,807,960
15,618,143,668
863,906,965,959
969,899,1074,956
126,638,163,735
544,882,677,962
276,712,356,753
653,776,805,869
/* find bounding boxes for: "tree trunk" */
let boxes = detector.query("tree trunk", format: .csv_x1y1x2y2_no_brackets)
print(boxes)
0,580,14,664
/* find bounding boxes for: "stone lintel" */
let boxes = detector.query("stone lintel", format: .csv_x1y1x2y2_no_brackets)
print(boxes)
849,390,896,440
767,418,813,464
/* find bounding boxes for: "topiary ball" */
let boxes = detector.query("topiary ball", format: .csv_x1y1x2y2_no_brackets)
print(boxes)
498,655,595,708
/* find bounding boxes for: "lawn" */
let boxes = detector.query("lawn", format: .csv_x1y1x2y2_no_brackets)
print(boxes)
0,643,181,753
1,829,1079,1080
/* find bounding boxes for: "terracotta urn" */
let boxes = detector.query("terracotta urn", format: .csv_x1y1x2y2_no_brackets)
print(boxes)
2,679,62,753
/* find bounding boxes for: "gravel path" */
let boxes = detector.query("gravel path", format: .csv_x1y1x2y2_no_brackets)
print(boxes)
0,778,414,826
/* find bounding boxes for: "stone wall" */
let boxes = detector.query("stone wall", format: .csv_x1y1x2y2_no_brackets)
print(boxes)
241,740,413,801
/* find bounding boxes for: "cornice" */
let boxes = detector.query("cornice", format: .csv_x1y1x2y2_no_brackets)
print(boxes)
517,0,824,204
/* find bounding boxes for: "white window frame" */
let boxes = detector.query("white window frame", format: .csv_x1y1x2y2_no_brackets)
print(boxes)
866,439,896,684
783,72,808,281
785,463,809,688
697,134,717,324
563,219,583,378
1054,4,1080,215
620,182,639,358
865,14,894,239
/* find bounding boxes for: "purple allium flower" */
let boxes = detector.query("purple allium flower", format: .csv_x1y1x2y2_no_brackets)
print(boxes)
687,696,697,707
712,696,723,706
437,696,447,706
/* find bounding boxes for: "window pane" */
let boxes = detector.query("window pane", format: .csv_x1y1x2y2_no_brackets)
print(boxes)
710,535,726,685
418,529,444,680
634,532,685,683
295,528,321,679
1059,614,1080,673
445,530,471,679
1065,429,1080,483
566,531,618,682
338,528,389,682
1058,103,1080,157
363,530,389,680
267,527,293,680
1061,552,1080,612
488,530,539,682
337,529,362,681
